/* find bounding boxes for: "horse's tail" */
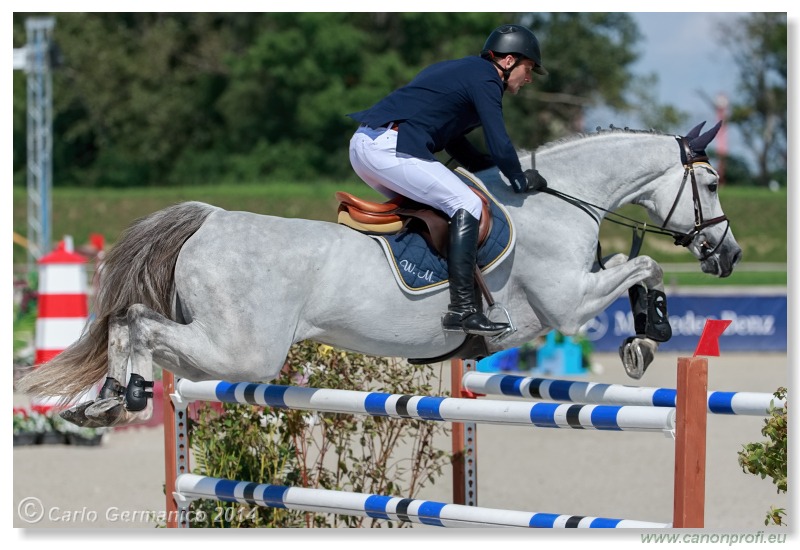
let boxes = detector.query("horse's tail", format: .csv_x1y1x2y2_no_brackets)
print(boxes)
16,201,218,403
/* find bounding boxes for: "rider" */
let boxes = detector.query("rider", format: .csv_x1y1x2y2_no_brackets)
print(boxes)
348,24,549,336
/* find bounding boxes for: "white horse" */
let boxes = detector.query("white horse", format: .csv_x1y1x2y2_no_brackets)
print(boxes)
17,122,741,427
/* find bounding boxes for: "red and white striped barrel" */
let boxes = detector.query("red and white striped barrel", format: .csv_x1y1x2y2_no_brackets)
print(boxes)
32,238,95,410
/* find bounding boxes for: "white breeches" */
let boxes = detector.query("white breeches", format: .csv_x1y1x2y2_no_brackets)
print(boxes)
349,126,483,220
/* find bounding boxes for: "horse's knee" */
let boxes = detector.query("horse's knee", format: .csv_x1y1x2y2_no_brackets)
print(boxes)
628,256,664,290
603,253,629,269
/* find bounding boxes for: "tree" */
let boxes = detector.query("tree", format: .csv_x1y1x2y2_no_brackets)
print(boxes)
13,13,653,187
514,12,644,140
719,13,787,187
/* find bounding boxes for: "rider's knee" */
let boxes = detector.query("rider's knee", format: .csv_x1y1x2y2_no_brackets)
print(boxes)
456,192,483,220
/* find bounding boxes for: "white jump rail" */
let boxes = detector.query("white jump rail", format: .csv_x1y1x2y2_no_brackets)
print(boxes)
173,379,676,433
174,473,670,529
163,357,710,528
461,371,784,416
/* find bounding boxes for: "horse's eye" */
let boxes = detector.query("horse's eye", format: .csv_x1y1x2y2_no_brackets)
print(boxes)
708,184,718,193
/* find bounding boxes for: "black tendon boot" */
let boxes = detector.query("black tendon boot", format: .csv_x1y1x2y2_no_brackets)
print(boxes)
628,284,672,342
442,209,510,336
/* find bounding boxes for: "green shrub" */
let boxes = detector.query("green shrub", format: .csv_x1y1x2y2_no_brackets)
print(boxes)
737,388,787,526
188,340,450,527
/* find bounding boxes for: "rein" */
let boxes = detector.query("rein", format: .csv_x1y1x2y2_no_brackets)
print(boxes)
541,135,729,266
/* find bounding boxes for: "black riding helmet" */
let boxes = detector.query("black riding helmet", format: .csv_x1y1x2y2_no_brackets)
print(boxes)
481,24,547,86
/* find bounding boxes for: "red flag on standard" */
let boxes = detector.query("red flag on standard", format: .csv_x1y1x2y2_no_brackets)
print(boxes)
693,319,732,357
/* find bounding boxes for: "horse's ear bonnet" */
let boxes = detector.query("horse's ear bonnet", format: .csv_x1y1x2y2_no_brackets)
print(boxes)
685,121,706,140
685,121,723,157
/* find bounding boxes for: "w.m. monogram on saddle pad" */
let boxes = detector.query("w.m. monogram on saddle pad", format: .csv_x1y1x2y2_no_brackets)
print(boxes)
337,169,515,295
18,122,742,429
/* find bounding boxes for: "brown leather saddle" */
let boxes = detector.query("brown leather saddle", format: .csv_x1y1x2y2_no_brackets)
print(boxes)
335,186,513,364
336,187,493,257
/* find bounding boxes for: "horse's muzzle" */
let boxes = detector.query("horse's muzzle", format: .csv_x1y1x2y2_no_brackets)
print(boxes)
701,244,742,278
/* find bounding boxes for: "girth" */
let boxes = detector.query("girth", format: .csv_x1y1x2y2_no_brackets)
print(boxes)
336,187,493,257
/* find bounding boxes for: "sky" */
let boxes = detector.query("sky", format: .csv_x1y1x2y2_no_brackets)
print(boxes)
583,12,749,165
630,12,741,117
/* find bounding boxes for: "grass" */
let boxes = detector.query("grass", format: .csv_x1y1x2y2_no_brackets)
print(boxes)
12,181,383,267
662,270,787,287
12,183,787,286
13,306,37,367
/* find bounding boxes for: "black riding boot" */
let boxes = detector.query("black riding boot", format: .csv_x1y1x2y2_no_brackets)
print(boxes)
441,209,510,336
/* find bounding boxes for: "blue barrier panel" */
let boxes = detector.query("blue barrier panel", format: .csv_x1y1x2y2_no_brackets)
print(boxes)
580,294,786,352
477,334,585,375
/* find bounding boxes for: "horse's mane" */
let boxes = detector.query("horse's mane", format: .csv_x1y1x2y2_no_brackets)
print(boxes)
535,125,672,154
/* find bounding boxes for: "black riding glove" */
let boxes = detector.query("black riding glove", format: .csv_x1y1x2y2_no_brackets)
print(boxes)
524,169,548,192
511,169,548,193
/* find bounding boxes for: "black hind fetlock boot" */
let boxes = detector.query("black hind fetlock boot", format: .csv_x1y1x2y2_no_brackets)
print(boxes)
441,209,510,336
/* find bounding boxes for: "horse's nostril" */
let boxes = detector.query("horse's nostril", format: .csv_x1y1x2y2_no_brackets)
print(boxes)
733,249,743,266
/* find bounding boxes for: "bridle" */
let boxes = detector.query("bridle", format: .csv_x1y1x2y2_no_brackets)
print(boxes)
663,136,729,259
542,135,730,263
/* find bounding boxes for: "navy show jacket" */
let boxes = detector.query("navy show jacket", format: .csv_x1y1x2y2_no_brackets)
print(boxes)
348,56,527,189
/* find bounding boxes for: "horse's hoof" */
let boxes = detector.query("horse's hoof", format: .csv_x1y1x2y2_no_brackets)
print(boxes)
618,336,656,379
60,401,107,428
84,397,125,426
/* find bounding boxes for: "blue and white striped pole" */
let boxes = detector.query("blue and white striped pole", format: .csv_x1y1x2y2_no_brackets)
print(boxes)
461,372,784,416
174,379,676,433
174,474,670,529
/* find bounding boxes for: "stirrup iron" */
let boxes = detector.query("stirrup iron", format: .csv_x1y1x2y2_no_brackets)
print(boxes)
472,265,516,341
486,302,516,343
